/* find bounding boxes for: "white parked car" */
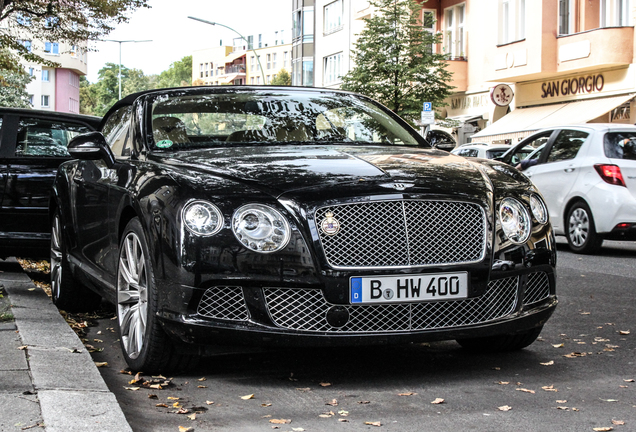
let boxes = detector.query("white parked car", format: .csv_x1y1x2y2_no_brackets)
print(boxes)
452,142,533,163
500,124,636,254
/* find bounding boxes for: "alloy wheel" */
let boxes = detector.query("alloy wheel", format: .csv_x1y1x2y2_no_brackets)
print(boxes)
568,208,590,247
117,231,149,360
50,213,63,301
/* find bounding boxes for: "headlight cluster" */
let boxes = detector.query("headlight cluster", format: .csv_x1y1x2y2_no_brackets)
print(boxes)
498,195,548,244
232,204,291,253
182,200,291,253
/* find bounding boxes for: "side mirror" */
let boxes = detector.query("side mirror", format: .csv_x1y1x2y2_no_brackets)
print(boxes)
68,131,115,168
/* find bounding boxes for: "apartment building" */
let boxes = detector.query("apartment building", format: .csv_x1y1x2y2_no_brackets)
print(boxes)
296,0,636,144
1,17,88,113
192,30,291,86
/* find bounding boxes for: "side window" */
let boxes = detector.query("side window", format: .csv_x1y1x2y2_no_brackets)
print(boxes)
510,131,552,165
546,130,588,163
467,149,479,157
604,132,636,160
15,117,91,157
103,106,132,158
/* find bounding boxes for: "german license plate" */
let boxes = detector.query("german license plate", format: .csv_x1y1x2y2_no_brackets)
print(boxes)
350,272,468,304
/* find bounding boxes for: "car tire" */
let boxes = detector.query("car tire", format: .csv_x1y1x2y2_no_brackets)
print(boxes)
50,209,102,312
456,326,543,352
566,201,603,254
117,217,198,373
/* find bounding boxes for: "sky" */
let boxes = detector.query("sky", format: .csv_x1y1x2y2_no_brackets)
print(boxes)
86,0,292,83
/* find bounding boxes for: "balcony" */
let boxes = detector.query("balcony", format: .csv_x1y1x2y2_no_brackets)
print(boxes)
557,26,634,74
445,58,467,92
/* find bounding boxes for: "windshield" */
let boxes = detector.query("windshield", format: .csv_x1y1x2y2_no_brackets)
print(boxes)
149,91,424,151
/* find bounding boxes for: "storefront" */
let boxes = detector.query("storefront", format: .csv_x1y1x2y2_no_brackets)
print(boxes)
442,90,501,144
470,67,636,144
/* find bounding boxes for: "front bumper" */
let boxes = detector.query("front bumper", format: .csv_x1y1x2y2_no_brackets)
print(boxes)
157,268,556,349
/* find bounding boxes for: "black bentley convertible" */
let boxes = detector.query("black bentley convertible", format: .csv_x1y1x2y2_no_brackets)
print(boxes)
50,86,557,372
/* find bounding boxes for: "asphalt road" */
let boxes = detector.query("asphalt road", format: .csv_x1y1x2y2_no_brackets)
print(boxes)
86,239,636,432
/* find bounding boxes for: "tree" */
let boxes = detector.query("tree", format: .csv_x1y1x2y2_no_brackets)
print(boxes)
341,0,454,127
271,69,291,86
0,0,150,71
155,55,192,88
0,50,33,108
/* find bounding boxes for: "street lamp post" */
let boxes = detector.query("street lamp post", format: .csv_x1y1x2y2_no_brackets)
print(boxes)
187,16,266,85
102,39,152,99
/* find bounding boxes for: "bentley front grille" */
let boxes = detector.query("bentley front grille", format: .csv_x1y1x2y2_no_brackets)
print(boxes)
523,272,551,305
315,200,486,269
197,286,250,321
263,276,518,333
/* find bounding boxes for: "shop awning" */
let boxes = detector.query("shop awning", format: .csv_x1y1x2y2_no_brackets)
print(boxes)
471,94,635,140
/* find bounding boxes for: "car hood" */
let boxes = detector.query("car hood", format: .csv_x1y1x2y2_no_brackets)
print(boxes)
153,145,496,199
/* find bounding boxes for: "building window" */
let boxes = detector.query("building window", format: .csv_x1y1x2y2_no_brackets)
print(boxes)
258,34,263,48
42,69,49,82
324,52,343,85
16,14,31,26
303,60,314,86
18,40,32,52
499,0,525,44
444,3,465,59
601,0,631,27
70,45,78,57
422,10,436,55
200,63,203,78
69,71,79,88
251,56,255,70
44,42,59,55
324,0,344,34
28,67,34,76
273,53,277,70
41,95,50,107
283,51,289,68
44,16,59,28
267,54,272,69
267,75,271,84
559,0,574,35
293,7,314,42
69,98,79,113
250,77,255,84
28,95,34,106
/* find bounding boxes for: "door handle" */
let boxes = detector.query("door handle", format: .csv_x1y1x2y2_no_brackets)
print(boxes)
564,168,575,173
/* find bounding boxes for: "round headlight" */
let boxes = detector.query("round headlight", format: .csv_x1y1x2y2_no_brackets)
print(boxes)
499,198,531,244
182,200,223,236
529,194,548,225
232,204,291,253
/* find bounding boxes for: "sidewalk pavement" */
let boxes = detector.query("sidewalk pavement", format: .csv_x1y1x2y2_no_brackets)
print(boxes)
0,257,132,432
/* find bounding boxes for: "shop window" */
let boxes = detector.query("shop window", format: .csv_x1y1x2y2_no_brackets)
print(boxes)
499,0,525,44
444,3,465,59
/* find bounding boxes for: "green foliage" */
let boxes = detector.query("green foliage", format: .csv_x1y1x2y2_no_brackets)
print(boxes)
341,0,454,127
271,69,291,86
155,55,192,88
0,0,150,71
0,50,34,108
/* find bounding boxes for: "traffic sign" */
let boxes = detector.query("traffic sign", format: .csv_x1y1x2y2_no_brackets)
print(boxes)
423,102,432,112
421,111,435,125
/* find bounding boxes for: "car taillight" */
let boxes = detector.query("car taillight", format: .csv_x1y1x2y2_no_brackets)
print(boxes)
594,164,626,187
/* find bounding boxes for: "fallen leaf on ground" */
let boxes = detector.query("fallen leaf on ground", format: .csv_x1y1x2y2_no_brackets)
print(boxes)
364,421,382,427
358,400,371,404
187,413,196,421
339,419,349,422
197,385,207,389
612,420,625,425
516,388,536,394
292,428,305,431
540,361,554,366
319,411,335,418
124,387,140,391
148,394,158,399
563,352,586,358
326,399,338,406
262,403,272,407
198,377,207,381
552,343,564,348
178,427,194,432
601,399,619,402
269,419,291,424
319,382,332,387
619,330,630,335
556,406,569,410
241,394,255,400
542,385,558,392
206,401,214,405
94,362,108,368
497,381,510,385
296,388,311,392
175,408,190,414
155,403,168,408
593,428,613,432
338,410,349,416
580,311,590,315
498,405,512,411
431,398,445,404
168,397,180,400
624,379,635,383
556,400,567,403
398,392,417,396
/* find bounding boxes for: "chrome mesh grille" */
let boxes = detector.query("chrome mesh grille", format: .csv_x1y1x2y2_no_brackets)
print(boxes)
263,277,518,333
523,272,551,305
315,200,485,268
197,286,250,321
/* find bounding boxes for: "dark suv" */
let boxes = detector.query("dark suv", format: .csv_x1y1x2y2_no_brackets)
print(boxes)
0,108,100,258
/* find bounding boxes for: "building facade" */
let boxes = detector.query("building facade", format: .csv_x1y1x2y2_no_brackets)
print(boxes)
295,0,636,145
192,31,291,86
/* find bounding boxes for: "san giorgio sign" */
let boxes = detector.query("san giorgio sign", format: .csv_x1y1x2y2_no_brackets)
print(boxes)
516,67,634,107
